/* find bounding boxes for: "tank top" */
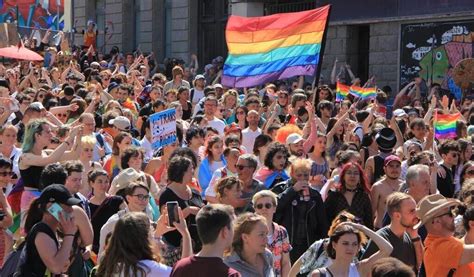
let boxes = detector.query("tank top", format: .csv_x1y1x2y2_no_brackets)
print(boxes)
20,165,44,188
372,155,385,184
319,263,360,277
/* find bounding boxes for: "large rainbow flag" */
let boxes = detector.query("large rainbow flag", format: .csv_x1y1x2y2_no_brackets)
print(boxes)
222,5,331,88
434,112,461,139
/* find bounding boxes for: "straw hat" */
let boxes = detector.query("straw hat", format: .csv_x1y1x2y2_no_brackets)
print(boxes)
414,194,461,229
109,168,145,195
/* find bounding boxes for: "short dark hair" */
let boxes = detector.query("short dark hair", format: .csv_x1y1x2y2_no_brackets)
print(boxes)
185,126,205,144
167,156,192,183
291,93,307,107
63,160,84,176
244,98,260,107
439,139,460,156
40,162,68,189
124,182,149,199
121,147,144,169
371,257,415,277
253,134,272,156
119,84,132,94
376,91,388,105
0,157,12,169
170,148,198,169
196,204,234,245
318,100,334,111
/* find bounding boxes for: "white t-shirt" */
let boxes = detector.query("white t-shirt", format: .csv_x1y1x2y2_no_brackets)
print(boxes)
191,88,205,105
137,260,171,276
207,117,226,135
205,167,238,198
241,127,262,153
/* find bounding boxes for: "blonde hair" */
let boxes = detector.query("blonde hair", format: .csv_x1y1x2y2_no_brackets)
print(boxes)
290,158,312,173
252,190,278,206
0,124,18,135
81,135,97,148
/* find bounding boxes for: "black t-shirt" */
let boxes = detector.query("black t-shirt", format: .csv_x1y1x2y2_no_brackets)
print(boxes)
437,164,455,198
88,195,124,253
18,222,59,276
158,188,204,250
182,101,192,121
361,226,417,273
139,103,154,117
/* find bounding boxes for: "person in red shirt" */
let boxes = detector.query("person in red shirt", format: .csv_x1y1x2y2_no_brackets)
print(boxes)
171,204,240,277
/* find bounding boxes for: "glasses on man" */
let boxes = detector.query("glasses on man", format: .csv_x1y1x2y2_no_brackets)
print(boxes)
255,203,274,210
132,194,150,201
435,207,457,219
236,164,252,171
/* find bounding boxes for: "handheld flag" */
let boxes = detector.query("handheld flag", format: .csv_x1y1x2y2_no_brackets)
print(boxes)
349,86,377,99
336,82,350,101
434,112,461,139
222,5,331,88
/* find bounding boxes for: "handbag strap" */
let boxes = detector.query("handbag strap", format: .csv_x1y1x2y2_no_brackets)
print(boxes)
91,196,112,220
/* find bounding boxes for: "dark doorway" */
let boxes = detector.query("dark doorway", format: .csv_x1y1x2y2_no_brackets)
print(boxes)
197,0,229,66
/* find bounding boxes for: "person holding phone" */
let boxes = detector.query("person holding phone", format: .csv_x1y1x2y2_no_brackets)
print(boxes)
16,184,80,275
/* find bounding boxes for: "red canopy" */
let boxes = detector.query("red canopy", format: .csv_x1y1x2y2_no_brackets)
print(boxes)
0,46,43,61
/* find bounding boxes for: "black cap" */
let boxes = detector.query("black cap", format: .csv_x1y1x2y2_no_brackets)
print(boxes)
375,128,396,151
38,184,81,206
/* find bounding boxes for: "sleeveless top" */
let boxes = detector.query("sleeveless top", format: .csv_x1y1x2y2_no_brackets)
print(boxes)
20,165,44,188
319,263,360,277
311,160,329,177
17,222,59,276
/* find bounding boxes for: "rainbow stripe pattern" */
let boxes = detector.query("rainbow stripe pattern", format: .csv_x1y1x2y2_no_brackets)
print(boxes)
336,82,350,101
222,5,330,88
349,86,377,99
434,112,461,139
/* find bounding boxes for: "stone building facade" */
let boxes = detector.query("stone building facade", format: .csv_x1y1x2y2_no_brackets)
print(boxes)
71,0,474,91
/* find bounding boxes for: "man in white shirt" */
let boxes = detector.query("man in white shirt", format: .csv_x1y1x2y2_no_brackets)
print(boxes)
241,110,262,153
203,96,226,135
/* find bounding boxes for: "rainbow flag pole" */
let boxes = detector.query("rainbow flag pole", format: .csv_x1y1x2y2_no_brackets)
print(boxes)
222,5,332,88
434,112,461,139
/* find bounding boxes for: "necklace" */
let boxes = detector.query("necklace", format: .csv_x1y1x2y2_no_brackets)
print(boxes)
346,187,358,192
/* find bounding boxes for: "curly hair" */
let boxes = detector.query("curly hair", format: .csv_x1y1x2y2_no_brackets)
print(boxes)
264,142,290,170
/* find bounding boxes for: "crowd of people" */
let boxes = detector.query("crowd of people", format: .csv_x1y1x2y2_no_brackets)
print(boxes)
0,28,472,277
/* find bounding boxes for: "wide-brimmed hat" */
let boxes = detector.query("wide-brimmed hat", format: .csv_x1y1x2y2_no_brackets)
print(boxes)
414,194,461,229
375,128,396,151
109,168,146,195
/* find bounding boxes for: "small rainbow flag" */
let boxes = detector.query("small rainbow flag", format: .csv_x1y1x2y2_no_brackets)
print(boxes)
222,5,331,88
349,86,377,99
336,82,350,101
434,112,461,139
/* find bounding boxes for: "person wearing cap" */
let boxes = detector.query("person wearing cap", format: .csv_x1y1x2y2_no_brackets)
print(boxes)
213,83,224,98
361,192,421,273
15,184,81,275
371,155,404,229
365,127,400,185
189,74,206,106
416,194,474,276
164,66,190,94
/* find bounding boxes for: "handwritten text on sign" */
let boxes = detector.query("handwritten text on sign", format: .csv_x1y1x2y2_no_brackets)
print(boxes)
150,108,177,149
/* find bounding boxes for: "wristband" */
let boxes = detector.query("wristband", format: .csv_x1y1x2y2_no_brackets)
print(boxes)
411,236,421,242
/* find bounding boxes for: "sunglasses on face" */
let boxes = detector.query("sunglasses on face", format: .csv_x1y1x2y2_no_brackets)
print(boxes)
339,214,363,224
255,203,273,210
435,207,456,219
236,164,251,170
466,170,474,175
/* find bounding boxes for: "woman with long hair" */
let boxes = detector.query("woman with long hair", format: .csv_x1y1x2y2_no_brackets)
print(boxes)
324,162,373,229
97,211,190,276
235,105,249,130
253,190,291,277
215,176,243,213
19,119,81,221
326,111,350,169
253,134,273,169
197,135,226,195
224,213,275,277
177,86,192,121
311,222,393,277
309,132,329,190
87,169,125,254
455,139,473,191
103,131,132,179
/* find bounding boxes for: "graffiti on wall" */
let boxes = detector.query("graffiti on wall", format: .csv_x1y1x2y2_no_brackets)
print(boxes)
0,0,65,30
400,20,474,99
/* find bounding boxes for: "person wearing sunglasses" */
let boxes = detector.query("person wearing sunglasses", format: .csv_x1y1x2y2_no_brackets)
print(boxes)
252,190,291,277
271,158,328,263
415,194,474,277
437,140,460,198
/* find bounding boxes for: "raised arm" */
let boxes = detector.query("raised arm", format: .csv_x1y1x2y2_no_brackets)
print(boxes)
355,222,393,275
330,58,338,85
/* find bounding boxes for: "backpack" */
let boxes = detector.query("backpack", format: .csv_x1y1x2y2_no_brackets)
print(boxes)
1,241,25,277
